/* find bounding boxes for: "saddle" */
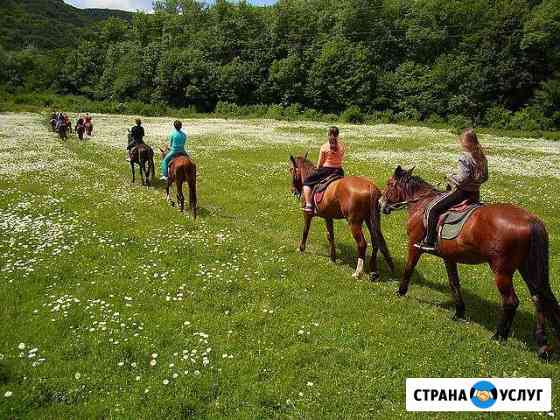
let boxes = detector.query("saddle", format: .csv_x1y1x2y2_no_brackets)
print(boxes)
312,173,344,207
168,152,189,167
424,198,483,241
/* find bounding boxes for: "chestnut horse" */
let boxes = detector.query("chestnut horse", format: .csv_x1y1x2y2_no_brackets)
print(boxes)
290,154,394,280
159,146,197,218
379,166,560,358
85,120,93,136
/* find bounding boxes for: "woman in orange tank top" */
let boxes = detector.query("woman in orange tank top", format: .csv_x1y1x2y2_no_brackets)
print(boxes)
302,126,345,213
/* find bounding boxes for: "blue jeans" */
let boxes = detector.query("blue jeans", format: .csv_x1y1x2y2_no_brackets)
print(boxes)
161,151,179,177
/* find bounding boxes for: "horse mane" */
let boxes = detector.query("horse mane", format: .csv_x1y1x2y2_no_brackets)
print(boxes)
295,157,317,180
398,173,440,199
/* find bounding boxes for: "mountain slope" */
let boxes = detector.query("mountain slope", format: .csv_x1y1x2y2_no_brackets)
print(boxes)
0,0,133,50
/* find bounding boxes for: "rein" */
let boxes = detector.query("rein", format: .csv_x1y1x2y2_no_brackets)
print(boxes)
386,190,438,211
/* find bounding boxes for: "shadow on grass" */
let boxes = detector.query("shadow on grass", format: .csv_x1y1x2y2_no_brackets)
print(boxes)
332,241,543,353
412,270,540,349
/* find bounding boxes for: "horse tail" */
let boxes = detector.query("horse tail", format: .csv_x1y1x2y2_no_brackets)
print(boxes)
148,151,155,183
523,219,560,334
187,161,197,219
369,188,394,272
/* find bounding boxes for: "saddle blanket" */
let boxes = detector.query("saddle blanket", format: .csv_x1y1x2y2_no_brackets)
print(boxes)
436,202,483,241
313,174,344,206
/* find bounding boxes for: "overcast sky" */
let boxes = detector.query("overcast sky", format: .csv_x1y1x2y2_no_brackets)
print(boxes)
64,0,276,12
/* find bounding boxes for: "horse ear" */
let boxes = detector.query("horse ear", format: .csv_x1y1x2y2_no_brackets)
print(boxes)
394,165,403,177
289,155,296,166
304,151,309,161
407,166,415,175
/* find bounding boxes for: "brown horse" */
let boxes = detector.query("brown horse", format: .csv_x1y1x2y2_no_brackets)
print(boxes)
379,165,560,358
75,122,85,140
85,120,93,136
56,120,69,141
290,154,394,280
159,146,197,218
130,144,155,186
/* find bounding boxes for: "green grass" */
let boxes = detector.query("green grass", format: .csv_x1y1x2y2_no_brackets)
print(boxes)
0,113,559,418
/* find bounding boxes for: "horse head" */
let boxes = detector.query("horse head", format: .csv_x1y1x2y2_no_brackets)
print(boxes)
379,165,416,214
159,146,169,159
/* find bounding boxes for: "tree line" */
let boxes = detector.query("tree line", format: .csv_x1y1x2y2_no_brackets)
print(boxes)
1,0,559,130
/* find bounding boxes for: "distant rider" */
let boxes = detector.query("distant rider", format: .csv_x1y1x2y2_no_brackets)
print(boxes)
127,118,145,161
416,128,489,252
160,120,188,181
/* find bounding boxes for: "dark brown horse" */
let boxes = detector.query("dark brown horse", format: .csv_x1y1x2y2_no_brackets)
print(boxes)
379,166,560,358
56,120,69,141
290,154,394,280
160,146,197,218
130,144,155,186
75,121,85,140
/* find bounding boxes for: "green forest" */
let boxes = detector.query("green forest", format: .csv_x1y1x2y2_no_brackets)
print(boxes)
1,0,559,130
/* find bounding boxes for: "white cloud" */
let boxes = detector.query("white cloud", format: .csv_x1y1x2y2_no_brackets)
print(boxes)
65,0,153,12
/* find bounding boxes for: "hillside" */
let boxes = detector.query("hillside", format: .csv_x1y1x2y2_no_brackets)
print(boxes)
0,0,133,50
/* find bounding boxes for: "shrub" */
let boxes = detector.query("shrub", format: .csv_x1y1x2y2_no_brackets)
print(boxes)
509,107,552,131
266,104,284,120
425,113,446,125
340,106,364,123
301,108,323,121
214,101,240,117
447,114,471,130
393,109,420,122
484,105,512,129
283,103,303,120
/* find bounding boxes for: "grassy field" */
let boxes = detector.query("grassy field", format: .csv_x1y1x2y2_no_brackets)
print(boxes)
0,112,559,418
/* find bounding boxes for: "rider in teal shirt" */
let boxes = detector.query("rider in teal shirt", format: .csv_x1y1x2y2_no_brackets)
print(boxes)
160,120,188,180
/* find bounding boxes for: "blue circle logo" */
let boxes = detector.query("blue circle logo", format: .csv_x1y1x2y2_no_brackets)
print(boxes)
470,381,498,409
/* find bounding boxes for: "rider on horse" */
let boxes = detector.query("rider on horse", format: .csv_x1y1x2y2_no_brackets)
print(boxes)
160,120,188,181
416,128,489,252
302,126,345,213
127,118,145,161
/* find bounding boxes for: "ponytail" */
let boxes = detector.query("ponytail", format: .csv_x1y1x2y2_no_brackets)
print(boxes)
328,126,339,151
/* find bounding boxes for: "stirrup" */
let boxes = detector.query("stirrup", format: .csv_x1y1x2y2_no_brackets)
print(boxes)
414,241,436,252
303,204,314,214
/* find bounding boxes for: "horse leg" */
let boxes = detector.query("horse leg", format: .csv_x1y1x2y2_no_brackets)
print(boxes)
349,222,367,279
188,167,197,219
519,265,554,359
365,220,379,281
139,159,145,186
176,180,185,212
130,162,135,184
398,244,422,296
492,272,519,341
444,259,465,320
166,180,173,206
299,212,313,253
325,218,335,262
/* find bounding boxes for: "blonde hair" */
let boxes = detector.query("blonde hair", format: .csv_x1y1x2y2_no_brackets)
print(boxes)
461,128,487,178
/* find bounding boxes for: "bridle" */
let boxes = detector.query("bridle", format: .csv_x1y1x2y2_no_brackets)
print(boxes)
382,189,437,213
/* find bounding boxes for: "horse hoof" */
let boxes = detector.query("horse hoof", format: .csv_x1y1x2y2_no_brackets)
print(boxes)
491,332,507,342
370,272,380,282
352,272,362,280
396,288,407,297
452,314,466,322
537,345,553,360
